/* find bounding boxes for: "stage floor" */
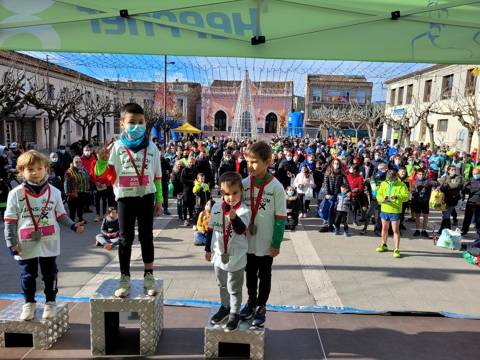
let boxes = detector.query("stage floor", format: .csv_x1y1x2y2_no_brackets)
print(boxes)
0,299,478,359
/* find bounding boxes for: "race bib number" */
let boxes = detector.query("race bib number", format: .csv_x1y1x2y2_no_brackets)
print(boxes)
20,225,55,241
119,176,150,187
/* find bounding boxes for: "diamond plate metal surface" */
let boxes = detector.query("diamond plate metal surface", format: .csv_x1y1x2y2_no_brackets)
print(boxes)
204,309,265,360
90,278,163,356
0,301,69,350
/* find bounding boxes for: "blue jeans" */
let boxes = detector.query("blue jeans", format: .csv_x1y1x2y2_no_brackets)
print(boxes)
18,256,58,303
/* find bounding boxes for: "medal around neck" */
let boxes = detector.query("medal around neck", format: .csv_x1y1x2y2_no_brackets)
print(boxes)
249,223,257,235
221,253,230,264
31,230,42,241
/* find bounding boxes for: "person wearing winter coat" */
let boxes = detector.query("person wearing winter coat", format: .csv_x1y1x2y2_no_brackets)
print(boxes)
293,165,316,218
461,167,480,236
285,186,301,231
438,165,463,233
334,184,352,236
346,165,366,225
320,158,350,231
180,156,198,225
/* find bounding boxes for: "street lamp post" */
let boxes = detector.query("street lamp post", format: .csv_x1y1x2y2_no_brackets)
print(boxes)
163,55,175,147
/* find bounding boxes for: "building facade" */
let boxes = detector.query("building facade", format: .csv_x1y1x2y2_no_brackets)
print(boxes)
0,51,116,150
201,80,293,138
383,64,480,151
304,74,373,129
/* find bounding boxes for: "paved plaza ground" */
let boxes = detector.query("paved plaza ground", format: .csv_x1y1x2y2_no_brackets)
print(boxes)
0,199,479,358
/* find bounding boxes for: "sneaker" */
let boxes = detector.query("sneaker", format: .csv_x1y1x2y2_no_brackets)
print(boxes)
335,229,341,235
421,230,429,238
42,302,57,319
20,302,36,321
375,243,388,253
210,305,230,325
344,230,350,237
114,274,131,298
393,248,401,258
194,240,205,246
374,230,382,237
95,241,103,247
251,306,266,328
94,215,100,222
224,313,240,332
240,301,255,320
360,228,367,235
184,220,189,226
413,230,420,236
104,243,113,251
143,273,158,296
400,223,406,230
164,210,171,215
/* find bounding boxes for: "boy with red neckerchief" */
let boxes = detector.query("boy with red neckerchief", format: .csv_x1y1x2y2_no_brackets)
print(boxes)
240,141,287,328
95,103,163,298
205,172,251,332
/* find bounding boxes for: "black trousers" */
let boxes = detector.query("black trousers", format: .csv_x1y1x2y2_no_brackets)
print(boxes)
95,189,109,216
68,194,85,222
334,210,348,231
462,204,480,235
18,256,58,303
162,181,169,211
245,253,273,307
117,193,155,276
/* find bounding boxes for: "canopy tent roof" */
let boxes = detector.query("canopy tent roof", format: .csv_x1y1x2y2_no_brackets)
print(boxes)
172,123,202,134
0,0,479,64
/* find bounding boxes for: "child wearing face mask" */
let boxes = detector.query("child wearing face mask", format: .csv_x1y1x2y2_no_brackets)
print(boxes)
334,184,352,236
285,186,301,231
95,207,120,251
94,103,163,298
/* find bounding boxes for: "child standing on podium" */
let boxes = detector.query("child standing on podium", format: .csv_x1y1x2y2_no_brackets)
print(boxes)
205,172,251,332
4,150,85,321
95,103,163,298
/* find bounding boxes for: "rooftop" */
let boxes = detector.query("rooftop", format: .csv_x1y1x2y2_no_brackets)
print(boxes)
385,64,450,84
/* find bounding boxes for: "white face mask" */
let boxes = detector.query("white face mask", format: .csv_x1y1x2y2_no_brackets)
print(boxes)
84,151,91,157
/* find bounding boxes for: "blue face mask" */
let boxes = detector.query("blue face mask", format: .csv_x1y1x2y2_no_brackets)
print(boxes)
125,124,146,140
474,174,480,180
287,191,294,196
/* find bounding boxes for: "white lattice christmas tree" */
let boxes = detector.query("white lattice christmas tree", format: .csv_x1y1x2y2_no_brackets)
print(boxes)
231,70,257,140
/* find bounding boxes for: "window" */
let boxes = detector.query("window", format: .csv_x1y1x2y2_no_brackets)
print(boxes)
265,112,278,133
47,84,55,100
397,87,404,105
214,110,227,131
356,89,366,104
465,68,477,96
176,98,184,115
390,89,396,105
106,121,111,135
76,123,82,136
406,84,413,104
437,119,448,132
326,89,349,103
312,87,322,102
423,80,432,102
441,74,454,99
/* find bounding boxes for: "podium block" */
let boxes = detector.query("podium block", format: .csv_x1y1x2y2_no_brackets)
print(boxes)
0,301,69,350
204,310,265,360
90,278,163,356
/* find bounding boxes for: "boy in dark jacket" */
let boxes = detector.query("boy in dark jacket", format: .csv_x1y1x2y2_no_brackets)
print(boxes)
461,167,480,236
334,184,351,236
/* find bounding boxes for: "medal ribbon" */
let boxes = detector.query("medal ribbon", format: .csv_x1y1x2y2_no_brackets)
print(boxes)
24,185,51,232
124,147,148,186
222,205,233,254
249,175,268,228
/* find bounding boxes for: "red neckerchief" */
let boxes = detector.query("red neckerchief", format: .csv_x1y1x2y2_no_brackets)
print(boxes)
124,147,148,185
249,174,269,227
23,185,51,231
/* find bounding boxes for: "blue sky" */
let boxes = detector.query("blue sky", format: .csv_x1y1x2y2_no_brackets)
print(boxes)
23,52,431,102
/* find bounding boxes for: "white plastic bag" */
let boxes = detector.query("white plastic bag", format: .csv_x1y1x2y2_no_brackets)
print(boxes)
436,228,462,250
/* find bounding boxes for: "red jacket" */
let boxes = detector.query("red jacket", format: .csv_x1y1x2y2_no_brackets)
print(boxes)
81,154,96,176
346,173,364,198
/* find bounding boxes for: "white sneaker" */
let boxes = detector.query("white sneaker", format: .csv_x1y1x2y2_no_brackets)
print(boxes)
94,215,100,222
114,274,131,298
143,273,158,296
20,302,36,321
42,302,57,319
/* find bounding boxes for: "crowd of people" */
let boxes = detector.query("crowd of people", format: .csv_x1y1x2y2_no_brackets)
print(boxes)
2,101,480,326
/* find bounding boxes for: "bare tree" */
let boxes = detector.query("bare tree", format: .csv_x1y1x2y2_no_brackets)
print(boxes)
0,69,30,122
364,103,385,146
26,78,83,151
72,90,103,143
